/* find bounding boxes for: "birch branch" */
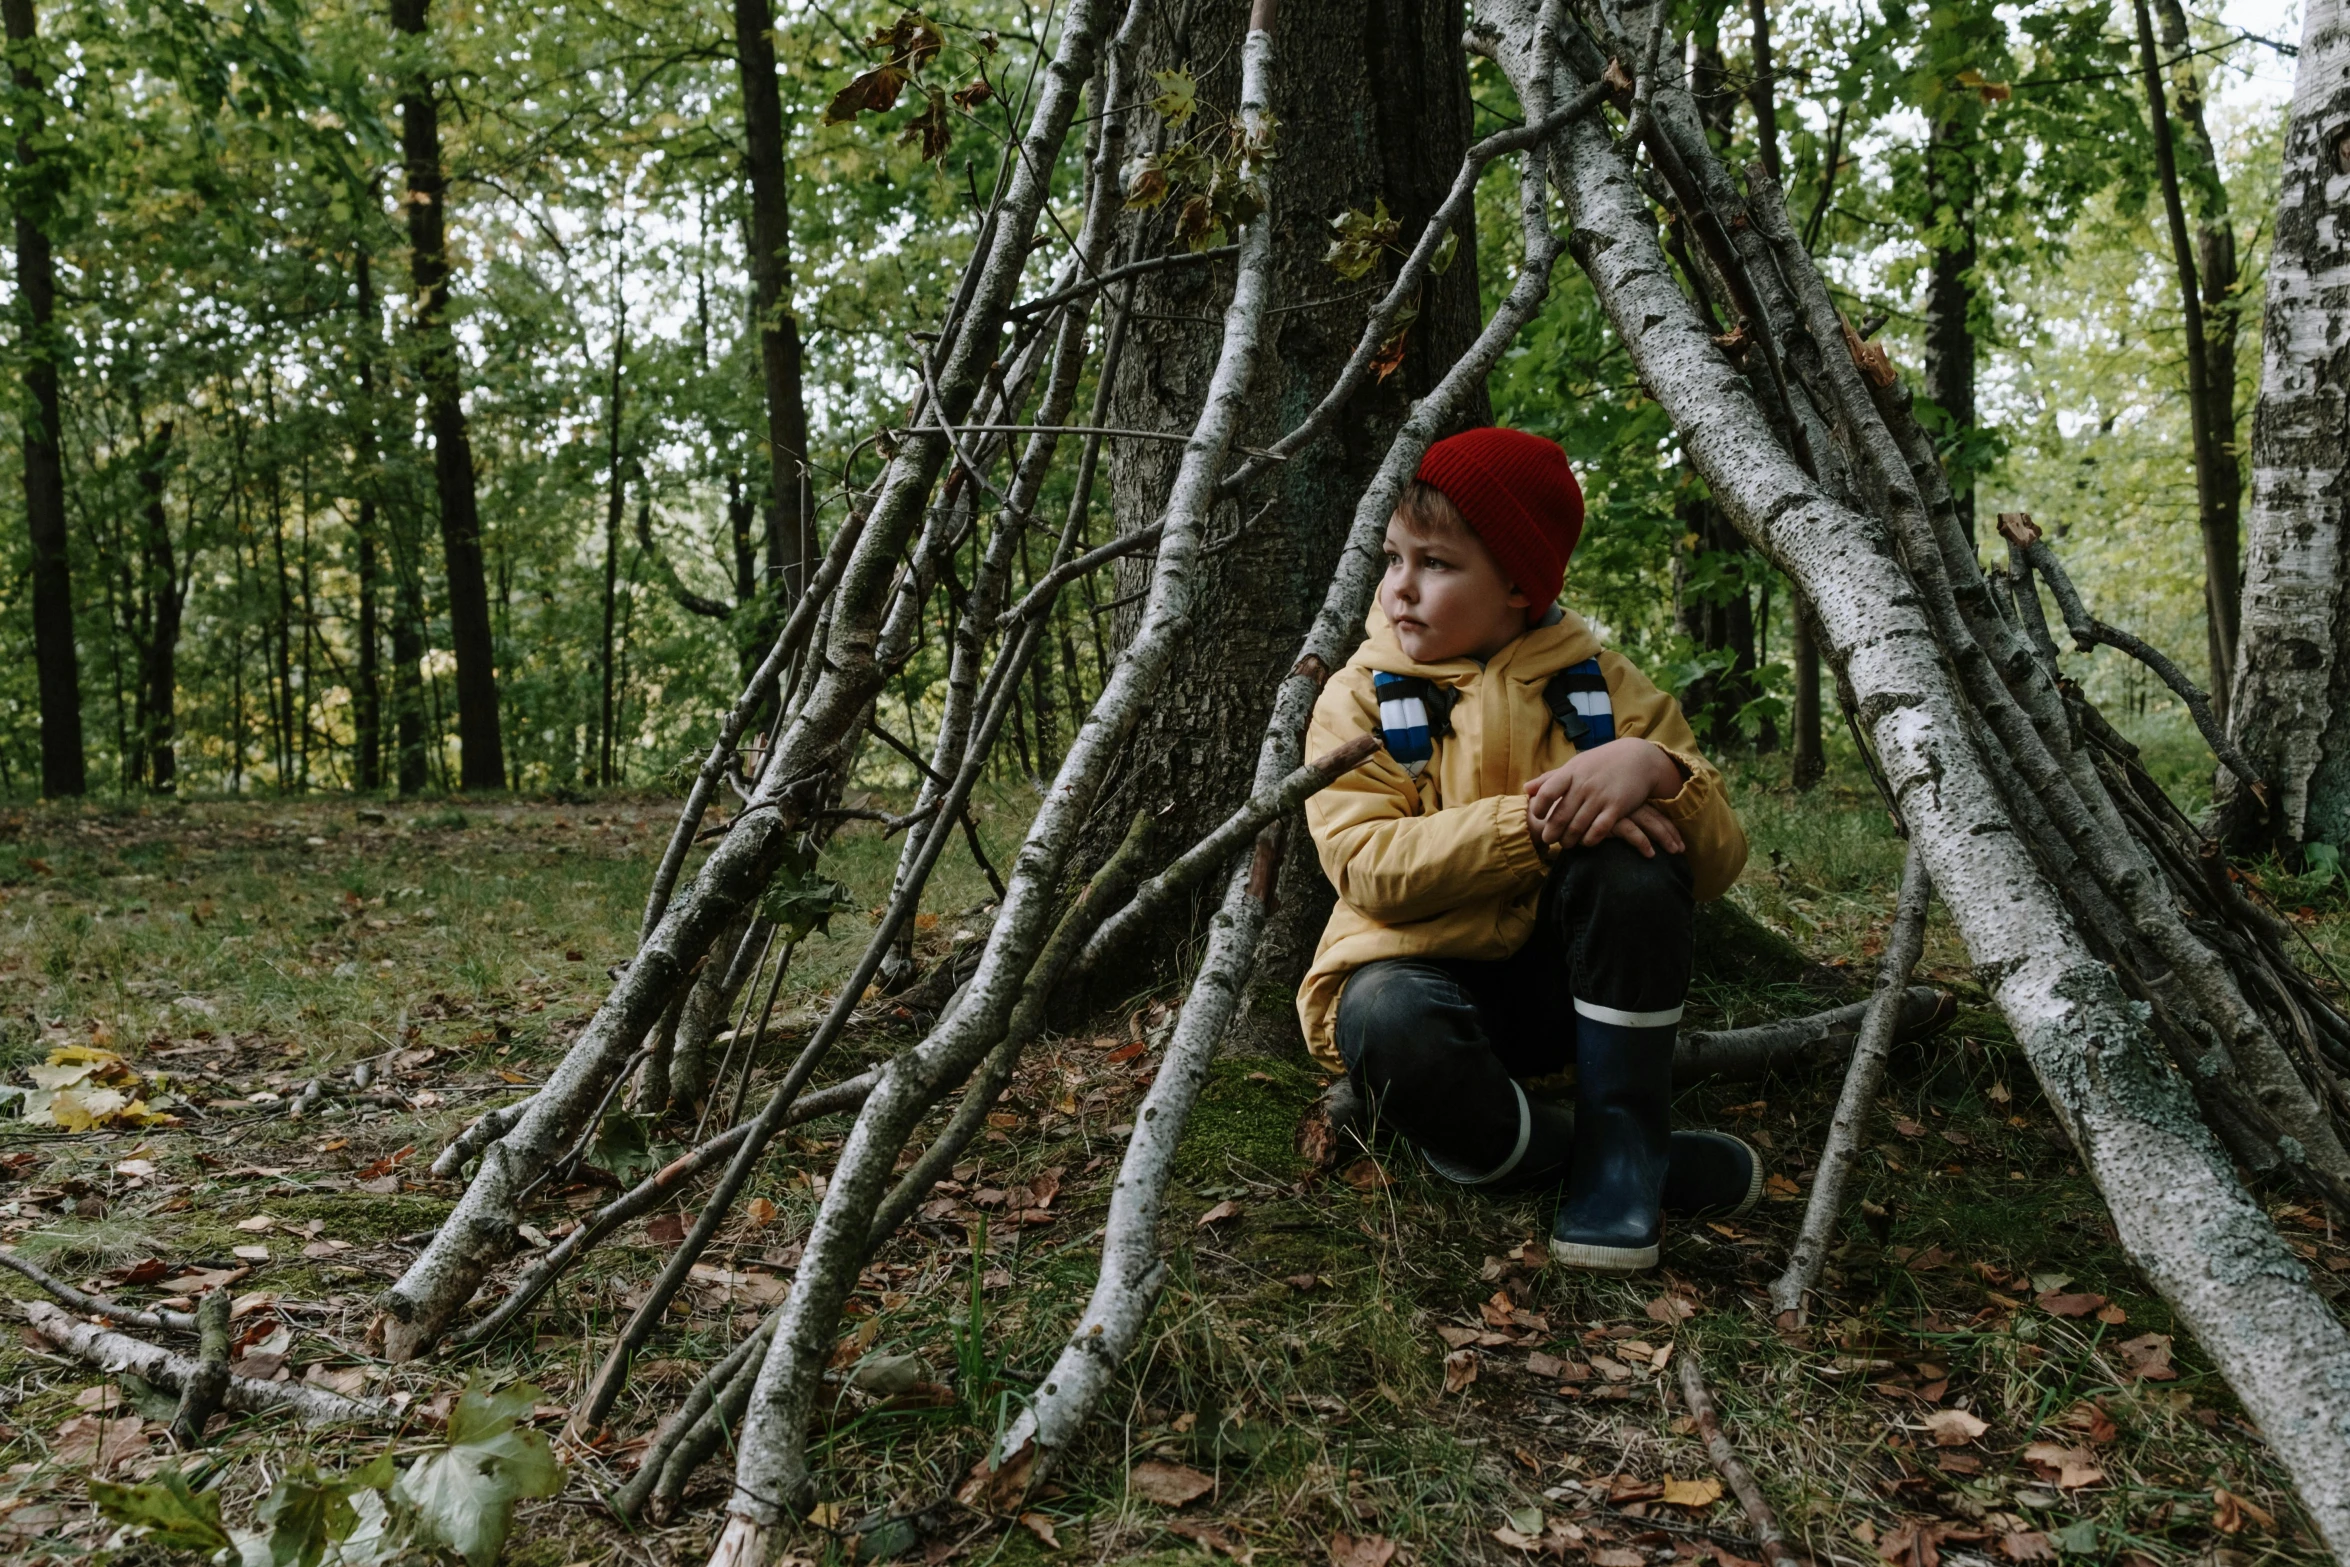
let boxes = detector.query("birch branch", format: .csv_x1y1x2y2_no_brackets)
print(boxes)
1768,847,1933,1319
168,1288,231,1448
1,1251,195,1334
24,1301,394,1426
1071,733,1380,982
702,6,1277,1553
1672,986,1949,1083
1999,512,2265,793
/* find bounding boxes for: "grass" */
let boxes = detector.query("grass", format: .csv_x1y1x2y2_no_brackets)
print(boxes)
0,748,2342,1565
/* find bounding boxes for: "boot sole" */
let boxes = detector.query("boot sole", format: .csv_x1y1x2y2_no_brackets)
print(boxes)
1549,1237,1660,1272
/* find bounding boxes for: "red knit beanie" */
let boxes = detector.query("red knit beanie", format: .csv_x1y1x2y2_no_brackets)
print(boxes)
1413,427,1585,608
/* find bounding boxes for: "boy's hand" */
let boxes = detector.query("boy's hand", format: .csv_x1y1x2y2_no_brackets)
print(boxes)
1524,738,1690,856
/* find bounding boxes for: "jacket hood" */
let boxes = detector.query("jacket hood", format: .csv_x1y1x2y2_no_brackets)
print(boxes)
1350,602,1603,686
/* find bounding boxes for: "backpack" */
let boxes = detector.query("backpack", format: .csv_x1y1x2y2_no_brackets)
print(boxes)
1370,657,1615,780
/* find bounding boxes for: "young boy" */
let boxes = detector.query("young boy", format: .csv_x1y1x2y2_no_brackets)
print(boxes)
1298,426,1755,1272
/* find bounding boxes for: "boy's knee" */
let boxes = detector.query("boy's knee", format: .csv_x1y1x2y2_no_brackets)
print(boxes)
1550,836,1693,926
1336,960,1477,1085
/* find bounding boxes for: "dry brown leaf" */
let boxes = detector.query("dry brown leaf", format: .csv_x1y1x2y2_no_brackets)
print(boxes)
1442,1348,1478,1393
1492,1526,1542,1551
1129,1460,1216,1507
1435,1324,1480,1349
2021,1442,2105,1489
1328,1533,1397,1567
52,1413,148,1475
1998,1532,2056,1562
744,1197,778,1227
2212,1488,2276,1535
1165,1519,1253,1560
1018,1512,1060,1549
2035,1290,2107,1318
1661,1475,1723,1508
1922,1408,1988,1447
1197,1199,1243,1228
1593,1549,1645,1567
2056,1400,2117,1445
1339,1158,1392,1191
1526,1351,1566,1379
2115,1333,2177,1381
1645,1292,1698,1323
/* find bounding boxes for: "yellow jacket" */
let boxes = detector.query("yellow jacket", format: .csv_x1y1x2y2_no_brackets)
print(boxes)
1296,605,1747,1068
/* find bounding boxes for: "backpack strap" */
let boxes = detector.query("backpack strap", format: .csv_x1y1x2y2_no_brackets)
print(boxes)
1542,657,1616,751
1370,671,1455,778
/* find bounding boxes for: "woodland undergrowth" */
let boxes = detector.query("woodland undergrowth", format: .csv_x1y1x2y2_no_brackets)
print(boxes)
0,736,2342,1565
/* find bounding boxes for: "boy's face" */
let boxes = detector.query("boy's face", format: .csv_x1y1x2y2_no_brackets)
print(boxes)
1379,510,1533,664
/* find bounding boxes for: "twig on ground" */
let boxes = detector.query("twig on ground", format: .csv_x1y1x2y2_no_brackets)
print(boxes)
1677,1348,1803,1567
1769,846,1933,1319
168,1287,231,1448
24,1300,393,1425
0,1251,195,1334
1671,986,1951,1083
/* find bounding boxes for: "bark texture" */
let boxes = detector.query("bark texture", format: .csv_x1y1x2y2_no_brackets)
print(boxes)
2224,0,2350,850
1079,0,1489,1053
732,0,814,607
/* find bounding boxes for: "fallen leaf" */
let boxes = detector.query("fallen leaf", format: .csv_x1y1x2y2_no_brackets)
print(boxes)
52,1413,148,1475
1593,1549,1646,1566
646,1212,691,1247
232,1243,270,1261
1493,1525,1543,1551
2035,1290,2107,1318
1128,1460,1215,1507
1019,1511,1060,1549
1435,1325,1480,1349
1329,1533,1397,1567
1027,1168,1063,1208
1645,1292,1697,1323
1998,1531,2056,1562
2115,1333,2176,1381
235,1214,277,1232
2212,1488,2275,1535
744,1198,778,1227
1607,1475,1664,1503
1895,1119,1926,1137
1922,1408,1988,1447
1339,1158,1392,1191
1165,1518,1252,1559
2056,1401,2117,1445
2094,1302,2128,1325
1764,1173,1801,1199
1443,1348,1478,1392
1196,1200,1243,1227
1527,1351,1566,1379
1661,1476,1723,1508
2022,1442,2105,1489
1286,1274,1319,1291
1591,1354,1634,1382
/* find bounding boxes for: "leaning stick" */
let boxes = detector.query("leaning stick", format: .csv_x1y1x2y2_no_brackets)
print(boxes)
977,49,1577,1497
1071,734,1380,983
0,1251,195,1334
1770,845,1933,1318
1677,1349,1803,1567
456,1068,878,1348
608,1309,780,1521
168,1287,231,1448
24,1300,392,1426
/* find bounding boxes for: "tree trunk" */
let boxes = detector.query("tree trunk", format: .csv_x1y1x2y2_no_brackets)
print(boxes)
2145,0,2243,714
1079,0,1487,1053
354,251,383,792
1922,117,1977,548
6,0,82,797
2135,0,2241,713
392,0,504,791
732,0,813,614
600,271,626,788
2224,0,2350,851
135,420,180,793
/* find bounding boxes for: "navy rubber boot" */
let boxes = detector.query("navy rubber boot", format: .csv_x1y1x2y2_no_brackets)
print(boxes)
1551,1016,1674,1271
1662,1131,1761,1217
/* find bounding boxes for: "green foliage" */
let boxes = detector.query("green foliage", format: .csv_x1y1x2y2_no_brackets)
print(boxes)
90,1382,557,1567
90,1467,234,1555
759,836,856,943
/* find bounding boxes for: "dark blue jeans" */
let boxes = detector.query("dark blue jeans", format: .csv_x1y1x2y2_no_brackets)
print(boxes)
1332,838,1693,1176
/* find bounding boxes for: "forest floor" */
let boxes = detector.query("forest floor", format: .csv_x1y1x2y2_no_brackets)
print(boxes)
0,733,2346,1567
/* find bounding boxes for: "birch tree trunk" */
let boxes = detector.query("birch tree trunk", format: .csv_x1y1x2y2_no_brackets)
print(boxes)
1470,2,2350,1548
2223,0,2350,852
1073,0,1488,1053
